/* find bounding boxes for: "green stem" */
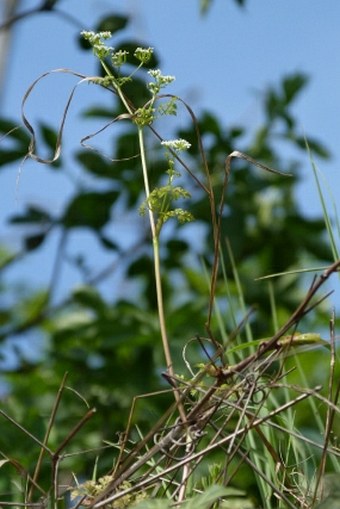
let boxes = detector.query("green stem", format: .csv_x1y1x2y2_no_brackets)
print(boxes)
101,58,173,371
137,127,173,372
137,122,188,427
100,60,133,114
102,61,185,417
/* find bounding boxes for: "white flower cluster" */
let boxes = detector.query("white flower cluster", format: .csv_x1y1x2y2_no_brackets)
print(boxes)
161,139,191,151
134,47,154,64
148,69,176,95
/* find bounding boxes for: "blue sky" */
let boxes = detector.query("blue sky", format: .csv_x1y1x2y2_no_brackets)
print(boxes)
1,0,340,302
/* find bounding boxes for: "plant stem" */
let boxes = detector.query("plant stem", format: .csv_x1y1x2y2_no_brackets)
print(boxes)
102,60,186,421
137,127,172,372
138,127,187,426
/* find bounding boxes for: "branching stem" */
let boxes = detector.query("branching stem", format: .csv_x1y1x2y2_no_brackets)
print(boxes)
138,127,187,426
100,55,184,418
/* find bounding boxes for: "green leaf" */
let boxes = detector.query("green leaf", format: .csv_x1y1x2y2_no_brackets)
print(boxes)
17,290,49,324
76,151,115,179
96,14,129,35
165,238,189,258
182,486,233,509
42,0,60,9
184,267,209,295
78,36,92,50
0,308,11,326
0,118,30,145
24,233,47,251
0,246,17,270
230,126,244,138
0,149,27,166
282,73,309,104
201,0,246,14
61,191,118,229
98,233,119,250
9,205,52,225
82,106,116,119
72,286,106,314
265,89,288,123
8,208,51,251
38,123,61,167
199,111,222,137
264,73,309,129
128,255,154,277
115,131,140,163
292,135,330,159
39,123,58,150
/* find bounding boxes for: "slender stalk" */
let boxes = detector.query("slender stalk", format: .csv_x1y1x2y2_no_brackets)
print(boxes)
137,127,171,368
137,117,189,499
152,235,173,371
137,127,187,428
28,373,69,502
99,58,174,375
95,48,190,500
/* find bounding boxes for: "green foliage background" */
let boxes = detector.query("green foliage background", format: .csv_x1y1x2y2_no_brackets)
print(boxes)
0,1,338,506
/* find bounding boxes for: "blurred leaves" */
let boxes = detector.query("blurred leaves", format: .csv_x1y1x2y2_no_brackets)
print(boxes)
61,190,118,229
290,134,330,158
0,63,332,446
315,474,340,509
200,0,247,14
10,205,52,225
0,245,18,271
0,118,30,166
0,6,336,505
38,122,62,167
264,72,308,129
78,14,129,49
97,14,129,34
9,205,53,252
134,485,244,509
76,151,116,179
